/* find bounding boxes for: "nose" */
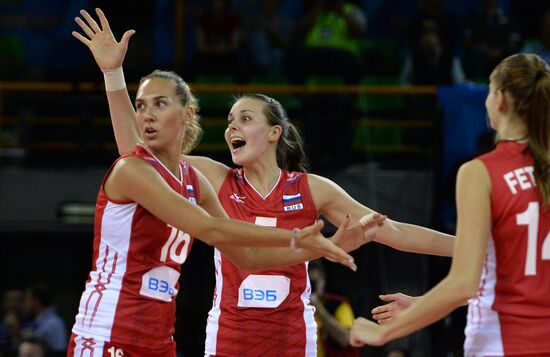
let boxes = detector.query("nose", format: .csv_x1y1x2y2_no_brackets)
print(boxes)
143,106,156,121
227,120,238,131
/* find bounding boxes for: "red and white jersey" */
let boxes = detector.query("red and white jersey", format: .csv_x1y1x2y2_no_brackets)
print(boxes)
464,141,550,356
205,168,319,357
71,144,200,350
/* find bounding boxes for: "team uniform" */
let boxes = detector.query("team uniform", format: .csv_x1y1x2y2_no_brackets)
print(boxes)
205,168,318,357
465,141,550,356
68,144,200,357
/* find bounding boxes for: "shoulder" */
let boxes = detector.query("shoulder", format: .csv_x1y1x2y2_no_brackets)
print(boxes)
306,173,338,192
457,159,489,178
112,156,151,177
456,159,491,193
183,155,229,187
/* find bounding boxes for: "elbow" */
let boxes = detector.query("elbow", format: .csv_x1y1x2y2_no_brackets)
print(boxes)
448,278,478,305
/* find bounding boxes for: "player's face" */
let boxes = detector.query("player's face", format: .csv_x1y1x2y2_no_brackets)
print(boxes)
225,98,280,166
135,78,188,153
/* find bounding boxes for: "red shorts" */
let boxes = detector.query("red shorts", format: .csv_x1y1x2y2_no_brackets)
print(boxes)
67,333,176,357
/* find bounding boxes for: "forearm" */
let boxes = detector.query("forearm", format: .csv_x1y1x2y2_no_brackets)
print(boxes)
377,221,454,257
220,245,320,271
203,218,293,247
105,87,141,154
379,276,469,342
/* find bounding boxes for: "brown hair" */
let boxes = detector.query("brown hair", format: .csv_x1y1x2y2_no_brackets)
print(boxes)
140,70,202,154
490,53,550,205
235,94,310,172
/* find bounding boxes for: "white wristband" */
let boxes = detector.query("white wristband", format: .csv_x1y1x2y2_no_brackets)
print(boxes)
102,67,126,91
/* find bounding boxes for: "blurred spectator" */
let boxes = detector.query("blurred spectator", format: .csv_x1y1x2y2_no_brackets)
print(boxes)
240,0,295,79
17,337,48,357
462,0,522,79
309,261,360,357
0,289,31,354
521,9,550,65
407,0,460,56
193,0,243,81
386,347,409,357
400,29,465,85
21,284,67,354
288,0,366,84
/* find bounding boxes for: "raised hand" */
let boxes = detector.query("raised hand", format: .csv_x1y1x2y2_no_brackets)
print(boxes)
295,220,357,271
371,293,417,324
349,317,386,347
331,213,386,253
72,8,135,71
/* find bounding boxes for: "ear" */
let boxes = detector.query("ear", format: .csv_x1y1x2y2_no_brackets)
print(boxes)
268,125,282,142
495,89,509,113
182,105,194,124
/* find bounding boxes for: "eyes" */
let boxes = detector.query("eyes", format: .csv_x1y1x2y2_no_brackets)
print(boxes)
227,115,252,126
135,99,168,112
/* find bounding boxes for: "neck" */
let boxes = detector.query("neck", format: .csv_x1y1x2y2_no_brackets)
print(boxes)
144,144,181,179
498,116,527,142
243,160,281,198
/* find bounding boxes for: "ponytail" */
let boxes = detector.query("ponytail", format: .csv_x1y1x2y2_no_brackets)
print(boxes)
490,54,550,206
527,71,550,206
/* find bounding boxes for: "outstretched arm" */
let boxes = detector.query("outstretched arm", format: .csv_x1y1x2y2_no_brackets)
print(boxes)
194,168,383,271
309,174,455,256
106,157,357,270
73,8,141,154
350,160,490,346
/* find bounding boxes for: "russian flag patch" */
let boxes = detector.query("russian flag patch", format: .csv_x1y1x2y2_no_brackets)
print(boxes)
282,193,303,211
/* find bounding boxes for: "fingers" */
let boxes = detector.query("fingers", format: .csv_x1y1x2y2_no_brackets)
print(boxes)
120,30,136,47
95,8,111,33
71,31,91,46
379,293,400,302
80,9,102,34
372,311,394,322
74,16,95,39
325,243,356,271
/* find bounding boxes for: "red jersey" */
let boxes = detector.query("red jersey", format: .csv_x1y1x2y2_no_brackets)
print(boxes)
464,141,550,356
71,145,200,351
205,168,319,357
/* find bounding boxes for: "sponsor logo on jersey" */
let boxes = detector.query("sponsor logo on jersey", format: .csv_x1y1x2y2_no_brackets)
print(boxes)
230,193,246,204
282,193,304,211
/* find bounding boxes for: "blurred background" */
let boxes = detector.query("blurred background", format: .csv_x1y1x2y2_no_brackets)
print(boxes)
1,0,548,356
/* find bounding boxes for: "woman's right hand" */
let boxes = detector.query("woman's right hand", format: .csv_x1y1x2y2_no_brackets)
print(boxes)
296,220,357,271
371,293,418,324
72,8,135,71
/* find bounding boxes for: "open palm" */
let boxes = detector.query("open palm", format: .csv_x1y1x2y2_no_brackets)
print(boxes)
72,8,135,71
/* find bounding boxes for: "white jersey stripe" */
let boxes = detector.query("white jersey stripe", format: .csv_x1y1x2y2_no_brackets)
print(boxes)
73,202,135,341
302,261,317,357
464,236,503,356
204,248,223,355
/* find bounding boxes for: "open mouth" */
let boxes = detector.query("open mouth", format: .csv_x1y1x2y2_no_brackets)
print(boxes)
144,127,157,136
231,137,246,150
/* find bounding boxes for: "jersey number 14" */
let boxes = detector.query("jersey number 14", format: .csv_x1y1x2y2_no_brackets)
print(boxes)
517,202,550,276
